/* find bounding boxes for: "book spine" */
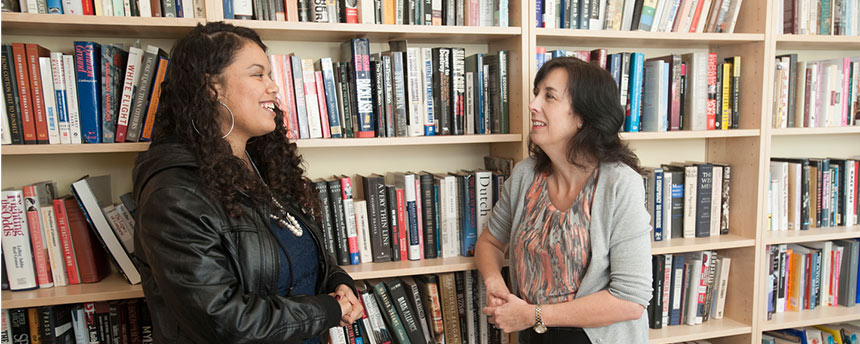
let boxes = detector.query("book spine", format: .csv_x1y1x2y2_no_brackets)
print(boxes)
625,52,644,132
422,48,436,136
395,187,408,261
315,181,339,261
127,47,159,143
347,39,374,137
100,45,124,144
388,280,425,344
720,165,731,234
141,56,169,142
37,57,59,144
327,180,351,265
695,164,713,237
420,174,437,259
1,46,24,145
405,48,425,137
354,200,373,263
21,185,53,289
374,177,392,261
438,273,462,344
461,173,477,256
314,71,331,138
289,56,310,139
362,178,384,262
49,53,70,144
451,48,465,136
386,185,401,261
340,177,361,265
1,190,37,291
114,45,140,143
52,199,81,285
25,45,50,144
432,48,450,135
372,281,411,344
300,59,323,138
403,175,421,261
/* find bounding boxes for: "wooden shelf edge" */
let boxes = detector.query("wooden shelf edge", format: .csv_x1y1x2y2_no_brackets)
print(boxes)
342,256,480,280
227,19,522,35
764,226,860,245
1,142,151,155
621,129,760,141
649,317,751,344
651,234,756,255
536,29,764,42
0,12,205,26
776,34,860,43
761,304,860,331
770,127,860,136
1,274,143,309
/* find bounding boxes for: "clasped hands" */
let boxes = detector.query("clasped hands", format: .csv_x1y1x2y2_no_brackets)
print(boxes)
482,277,535,334
331,284,364,327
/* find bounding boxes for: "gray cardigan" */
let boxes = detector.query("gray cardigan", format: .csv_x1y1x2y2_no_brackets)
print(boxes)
487,157,653,344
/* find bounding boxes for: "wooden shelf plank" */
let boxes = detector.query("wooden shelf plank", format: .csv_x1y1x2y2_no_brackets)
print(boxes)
342,256,483,280
620,129,760,141
1,135,521,155
761,304,860,331
0,12,204,38
649,317,751,344
770,127,860,136
536,29,763,48
651,234,756,255
763,226,860,245
1,273,143,309
776,35,860,50
227,20,522,43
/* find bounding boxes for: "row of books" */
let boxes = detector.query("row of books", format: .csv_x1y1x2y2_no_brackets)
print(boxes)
330,271,506,344
0,299,153,344
274,40,509,141
2,0,202,17
537,49,741,132
778,0,860,36
318,156,511,265
772,55,860,129
225,0,510,27
1,42,170,145
536,0,745,33
765,240,860,319
767,158,859,232
644,162,732,242
1,175,140,291
763,323,860,344
647,250,732,329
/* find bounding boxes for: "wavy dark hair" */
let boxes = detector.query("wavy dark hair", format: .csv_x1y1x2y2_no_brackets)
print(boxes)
529,56,642,175
153,22,320,220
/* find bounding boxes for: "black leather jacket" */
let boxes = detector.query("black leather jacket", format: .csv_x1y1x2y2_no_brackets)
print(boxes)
132,138,354,343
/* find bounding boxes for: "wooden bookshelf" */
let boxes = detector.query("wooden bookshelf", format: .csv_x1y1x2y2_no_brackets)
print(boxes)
1,273,143,309
620,129,761,141
0,135,522,155
535,29,764,48
341,256,491,280
763,225,860,245
775,34,860,50
648,317,752,344
226,20,523,43
769,127,860,136
651,234,756,255
0,12,204,38
761,305,860,331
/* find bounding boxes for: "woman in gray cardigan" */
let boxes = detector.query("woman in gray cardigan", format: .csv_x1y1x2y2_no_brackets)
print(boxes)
476,57,653,344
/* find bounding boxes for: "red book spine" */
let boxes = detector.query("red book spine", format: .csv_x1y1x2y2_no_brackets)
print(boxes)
315,71,331,138
53,199,81,285
64,197,110,283
12,43,36,144
706,52,718,130
81,0,94,15
340,177,360,263
395,188,408,261
25,44,50,144
280,55,300,140
688,0,707,32
21,185,53,288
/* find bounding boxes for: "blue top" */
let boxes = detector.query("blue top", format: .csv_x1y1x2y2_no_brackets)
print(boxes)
268,217,322,344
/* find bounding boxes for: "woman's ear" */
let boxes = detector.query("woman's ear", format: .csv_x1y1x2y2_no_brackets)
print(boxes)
206,73,223,100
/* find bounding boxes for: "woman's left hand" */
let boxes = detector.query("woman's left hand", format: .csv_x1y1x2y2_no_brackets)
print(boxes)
483,293,535,334
334,284,363,327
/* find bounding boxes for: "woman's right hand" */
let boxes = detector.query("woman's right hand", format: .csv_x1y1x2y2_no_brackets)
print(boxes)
331,293,353,327
484,276,511,307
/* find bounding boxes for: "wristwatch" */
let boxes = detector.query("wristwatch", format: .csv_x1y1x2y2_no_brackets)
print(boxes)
533,304,547,334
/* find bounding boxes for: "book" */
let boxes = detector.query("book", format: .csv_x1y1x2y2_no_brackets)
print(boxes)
1,190,37,291
21,184,54,289
1,45,24,145
25,43,51,144
62,196,110,284
115,43,143,143
437,273,461,344
341,38,374,138
368,279,412,344
127,45,165,142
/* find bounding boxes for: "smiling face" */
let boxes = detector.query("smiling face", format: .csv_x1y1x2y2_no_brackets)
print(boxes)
528,68,583,154
212,41,279,141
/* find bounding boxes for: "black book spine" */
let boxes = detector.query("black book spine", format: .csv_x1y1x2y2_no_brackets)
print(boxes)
1,45,23,144
108,303,120,344
371,58,385,137
454,272,467,344
387,185,401,261
420,174,437,259
39,306,56,344
375,176,392,260
139,301,154,343
679,62,687,130
432,48,450,135
327,180,351,265
387,279,425,344
720,165,731,235
649,254,664,329
315,181,339,260
364,177,386,262
391,51,408,137
800,161,810,230
9,308,29,343
714,62,723,129
450,48,465,135
381,55,395,137
695,164,713,238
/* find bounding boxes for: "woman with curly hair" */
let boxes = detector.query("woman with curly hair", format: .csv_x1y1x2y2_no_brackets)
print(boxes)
132,22,362,343
476,57,652,344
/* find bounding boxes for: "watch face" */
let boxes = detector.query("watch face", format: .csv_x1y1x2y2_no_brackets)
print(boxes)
534,323,547,334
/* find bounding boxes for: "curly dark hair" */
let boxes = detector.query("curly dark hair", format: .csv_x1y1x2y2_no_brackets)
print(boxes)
153,22,321,220
529,56,642,175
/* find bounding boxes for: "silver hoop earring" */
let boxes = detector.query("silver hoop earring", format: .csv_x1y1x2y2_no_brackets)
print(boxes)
190,102,235,139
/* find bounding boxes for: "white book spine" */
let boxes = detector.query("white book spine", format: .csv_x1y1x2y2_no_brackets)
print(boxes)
329,326,347,344
117,45,144,141
807,63,819,128
301,59,324,138
845,160,856,225
41,206,68,286
138,0,152,16
62,55,82,144
694,0,711,32
651,0,667,32
406,48,425,137
353,200,374,263
710,165,722,236
466,71,474,135
38,57,61,144
790,163,801,230
713,257,730,319
685,259,702,325
360,0,374,23
104,205,135,255
360,287,389,341
421,48,436,136
441,176,459,258
475,171,492,237
1,190,37,290
61,0,85,14
1,101,10,145
544,0,556,28
50,53,71,144
181,0,193,17
621,0,636,30
234,0,253,17
662,171,672,241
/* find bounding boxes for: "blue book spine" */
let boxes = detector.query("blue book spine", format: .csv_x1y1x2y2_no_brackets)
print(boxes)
809,251,819,309
536,0,543,27
223,0,234,19
320,58,343,138
55,87,68,133
536,51,545,71
423,51,435,136
175,0,183,17
661,62,670,131
559,0,565,28
461,174,477,257
551,50,567,59
46,0,63,13
348,39,374,137
74,42,101,143
434,184,441,257
610,53,622,90
625,52,644,132
654,169,664,241
669,255,684,325
475,53,484,134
